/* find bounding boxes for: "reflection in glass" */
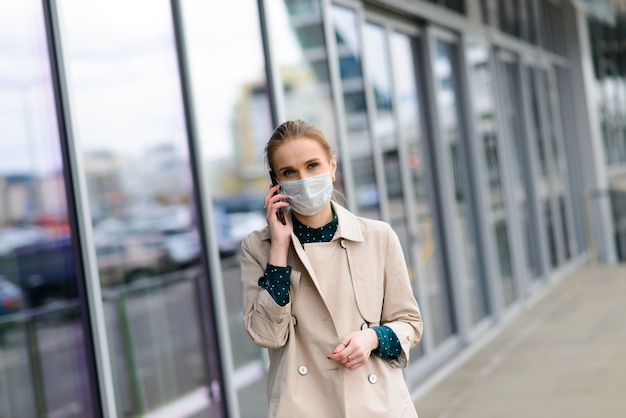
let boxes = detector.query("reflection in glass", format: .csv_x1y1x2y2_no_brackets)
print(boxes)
363,22,407,231
540,70,571,262
331,5,380,219
544,200,558,267
58,1,222,415
180,0,273,415
498,59,538,280
589,16,626,167
0,2,94,416
527,68,555,269
268,0,337,142
559,196,571,260
466,42,515,306
528,70,548,178
365,22,433,352
435,41,488,325
390,31,454,346
424,0,464,13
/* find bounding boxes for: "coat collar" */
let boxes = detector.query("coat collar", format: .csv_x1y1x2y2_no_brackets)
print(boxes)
259,201,364,242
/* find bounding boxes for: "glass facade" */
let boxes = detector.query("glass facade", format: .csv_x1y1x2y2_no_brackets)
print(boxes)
589,7,626,261
466,41,515,306
56,0,225,415
0,3,95,416
433,38,488,325
496,55,539,284
331,4,380,218
180,0,273,414
0,0,613,416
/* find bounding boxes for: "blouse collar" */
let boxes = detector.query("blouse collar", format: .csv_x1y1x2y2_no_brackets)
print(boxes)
292,204,338,244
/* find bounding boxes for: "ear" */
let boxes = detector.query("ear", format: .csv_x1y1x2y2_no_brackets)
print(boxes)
330,155,337,181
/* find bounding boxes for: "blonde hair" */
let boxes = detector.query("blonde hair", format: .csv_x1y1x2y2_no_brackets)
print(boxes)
265,119,333,171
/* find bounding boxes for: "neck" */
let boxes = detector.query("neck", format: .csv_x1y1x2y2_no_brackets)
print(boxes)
293,203,333,228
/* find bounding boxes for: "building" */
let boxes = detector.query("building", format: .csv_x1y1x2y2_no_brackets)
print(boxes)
0,0,624,417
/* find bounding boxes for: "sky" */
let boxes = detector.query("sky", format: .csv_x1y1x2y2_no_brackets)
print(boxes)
0,0,303,176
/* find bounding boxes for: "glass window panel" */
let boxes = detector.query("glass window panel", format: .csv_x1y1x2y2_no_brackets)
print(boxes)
527,0,540,45
517,0,530,41
390,31,454,345
434,40,488,325
423,0,465,13
528,68,557,268
542,69,572,262
466,42,515,305
498,58,538,279
363,21,413,292
529,71,548,178
559,196,571,260
267,0,336,140
57,1,223,415
544,199,558,267
180,0,273,415
531,68,571,267
0,2,95,416
330,5,380,218
589,12,626,171
363,22,404,217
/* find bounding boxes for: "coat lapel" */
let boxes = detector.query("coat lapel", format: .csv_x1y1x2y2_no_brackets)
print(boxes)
334,204,383,324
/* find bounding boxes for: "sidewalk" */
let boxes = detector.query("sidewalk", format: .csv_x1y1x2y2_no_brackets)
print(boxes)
414,264,626,418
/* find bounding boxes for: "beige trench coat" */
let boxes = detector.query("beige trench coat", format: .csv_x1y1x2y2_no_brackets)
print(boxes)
241,203,423,418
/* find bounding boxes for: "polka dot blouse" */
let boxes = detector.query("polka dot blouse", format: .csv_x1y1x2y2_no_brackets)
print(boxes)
257,205,402,360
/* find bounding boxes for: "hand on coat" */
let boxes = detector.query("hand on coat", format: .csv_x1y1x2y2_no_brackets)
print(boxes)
327,329,379,370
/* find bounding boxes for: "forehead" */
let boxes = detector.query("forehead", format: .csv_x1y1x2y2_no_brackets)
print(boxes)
273,137,327,165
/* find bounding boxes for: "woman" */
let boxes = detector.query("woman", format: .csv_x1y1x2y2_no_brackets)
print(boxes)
241,119,423,417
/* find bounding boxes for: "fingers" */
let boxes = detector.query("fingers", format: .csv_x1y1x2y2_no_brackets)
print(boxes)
331,341,347,355
328,341,361,369
264,185,288,221
342,351,362,370
328,331,376,370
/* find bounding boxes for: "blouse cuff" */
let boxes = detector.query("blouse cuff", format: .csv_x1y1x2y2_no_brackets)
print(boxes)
371,325,402,360
258,263,292,306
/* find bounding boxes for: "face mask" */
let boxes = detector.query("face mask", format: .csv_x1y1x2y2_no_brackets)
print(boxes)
280,171,333,216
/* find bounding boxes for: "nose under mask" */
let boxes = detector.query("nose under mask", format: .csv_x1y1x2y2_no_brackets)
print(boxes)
279,171,333,216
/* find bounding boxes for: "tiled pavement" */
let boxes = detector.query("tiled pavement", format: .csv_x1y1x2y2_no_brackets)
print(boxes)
414,264,626,418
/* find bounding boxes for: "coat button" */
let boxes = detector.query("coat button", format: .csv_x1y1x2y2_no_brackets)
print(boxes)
298,365,308,376
361,322,369,330
368,374,378,384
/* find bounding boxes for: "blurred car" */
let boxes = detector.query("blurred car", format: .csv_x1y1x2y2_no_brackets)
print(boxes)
126,204,202,267
9,235,77,307
0,224,170,308
212,194,266,257
162,228,200,267
94,218,175,286
0,226,49,255
96,236,173,286
0,275,24,316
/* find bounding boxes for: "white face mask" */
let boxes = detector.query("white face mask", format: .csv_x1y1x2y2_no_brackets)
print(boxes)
280,171,333,216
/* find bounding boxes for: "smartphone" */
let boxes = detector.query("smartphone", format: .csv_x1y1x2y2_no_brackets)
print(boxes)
269,170,287,225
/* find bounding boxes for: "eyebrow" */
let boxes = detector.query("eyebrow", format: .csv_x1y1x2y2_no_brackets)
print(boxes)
277,158,321,173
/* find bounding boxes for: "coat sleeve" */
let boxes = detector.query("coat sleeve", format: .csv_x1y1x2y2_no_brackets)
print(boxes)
379,224,423,368
240,233,292,349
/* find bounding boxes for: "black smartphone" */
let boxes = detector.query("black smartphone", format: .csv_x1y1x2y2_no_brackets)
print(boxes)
269,170,287,225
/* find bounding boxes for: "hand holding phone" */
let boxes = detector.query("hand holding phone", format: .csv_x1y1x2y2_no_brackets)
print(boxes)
269,170,287,225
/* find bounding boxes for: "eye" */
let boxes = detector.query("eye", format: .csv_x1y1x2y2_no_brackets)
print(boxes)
307,162,319,170
282,169,295,177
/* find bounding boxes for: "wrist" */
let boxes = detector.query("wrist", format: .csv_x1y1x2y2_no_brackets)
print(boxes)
368,328,379,351
269,244,289,266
